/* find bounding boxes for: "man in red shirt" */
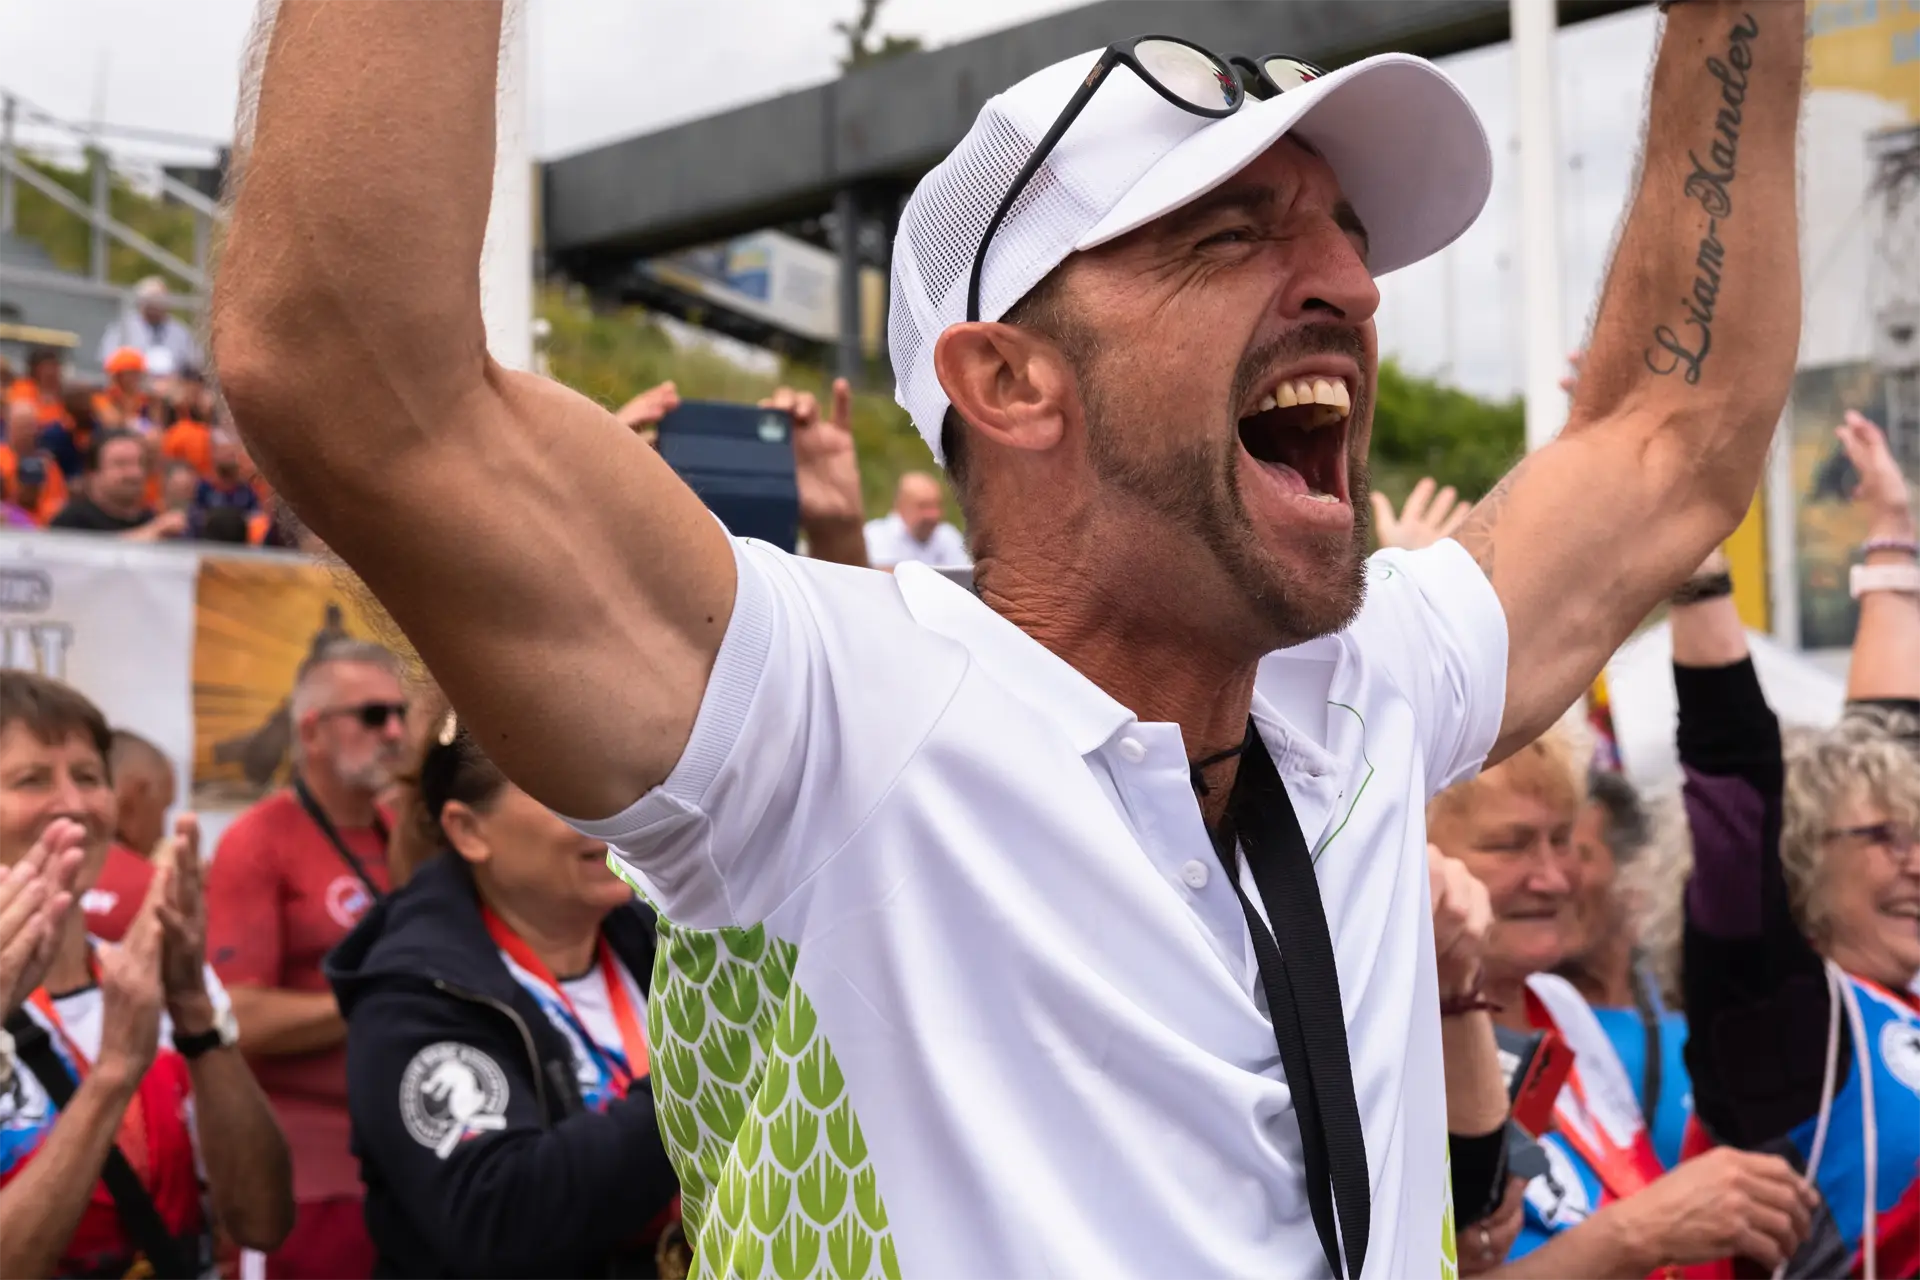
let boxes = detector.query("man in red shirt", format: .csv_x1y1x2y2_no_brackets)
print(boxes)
80,731,174,942
205,639,407,1280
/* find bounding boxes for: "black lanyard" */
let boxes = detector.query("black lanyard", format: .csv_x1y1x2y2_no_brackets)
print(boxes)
1209,723,1370,1279
292,775,388,905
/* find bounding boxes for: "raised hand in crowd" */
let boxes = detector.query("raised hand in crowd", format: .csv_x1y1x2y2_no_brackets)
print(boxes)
1838,410,1918,705
152,814,212,1019
1372,476,1471,552
764,377,868,567
1430,842,1492,1002
0,820,85,1018
614,379,680,445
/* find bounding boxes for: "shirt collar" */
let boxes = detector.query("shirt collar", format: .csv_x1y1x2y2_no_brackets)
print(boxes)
892,562,1135,757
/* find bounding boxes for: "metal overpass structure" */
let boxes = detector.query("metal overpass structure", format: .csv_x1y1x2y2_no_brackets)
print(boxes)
543,0,1648,379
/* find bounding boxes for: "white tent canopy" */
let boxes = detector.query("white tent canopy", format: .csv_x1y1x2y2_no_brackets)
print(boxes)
1605,621,1848,793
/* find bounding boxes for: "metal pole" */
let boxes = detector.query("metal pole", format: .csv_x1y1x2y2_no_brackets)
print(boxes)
479,0,534,372
90,150,109,281
835,186,861,388
1,95,15,235
1511,0,1566,451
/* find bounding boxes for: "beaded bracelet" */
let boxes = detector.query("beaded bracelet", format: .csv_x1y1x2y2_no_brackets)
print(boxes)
1862,536,1919,559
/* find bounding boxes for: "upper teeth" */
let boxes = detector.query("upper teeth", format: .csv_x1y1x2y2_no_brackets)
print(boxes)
1256,377,1351,417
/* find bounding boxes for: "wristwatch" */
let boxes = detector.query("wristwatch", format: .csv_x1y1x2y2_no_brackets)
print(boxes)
173,1003,240,1060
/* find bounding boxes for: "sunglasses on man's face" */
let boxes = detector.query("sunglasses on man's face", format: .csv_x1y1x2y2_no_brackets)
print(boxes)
965,35,1326,322
321,702,408,731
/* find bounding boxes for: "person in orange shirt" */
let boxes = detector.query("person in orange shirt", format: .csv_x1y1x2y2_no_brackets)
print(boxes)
8,348,74,431
0,398,70,525
162,373,217,479
94,347,156,434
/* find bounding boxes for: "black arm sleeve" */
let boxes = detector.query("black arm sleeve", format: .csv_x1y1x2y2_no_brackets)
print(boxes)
1449,1126,1509,1226
1676,659,1842,1149
346,987,680,1278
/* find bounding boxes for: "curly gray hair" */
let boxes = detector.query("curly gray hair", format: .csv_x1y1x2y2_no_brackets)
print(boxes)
1779,711,1920,947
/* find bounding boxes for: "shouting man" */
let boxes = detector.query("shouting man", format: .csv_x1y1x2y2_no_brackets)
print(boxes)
216,4,1806,1276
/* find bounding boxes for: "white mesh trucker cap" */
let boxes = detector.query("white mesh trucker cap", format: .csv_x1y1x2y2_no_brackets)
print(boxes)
888,48,1493,463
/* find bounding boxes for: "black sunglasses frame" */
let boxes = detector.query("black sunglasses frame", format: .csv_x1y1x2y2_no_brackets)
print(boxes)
965,34,1241,325
321,701,409,730
964,38,1327,324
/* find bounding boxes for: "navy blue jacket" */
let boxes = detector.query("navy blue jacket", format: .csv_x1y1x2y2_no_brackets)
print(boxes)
326,854,678,1279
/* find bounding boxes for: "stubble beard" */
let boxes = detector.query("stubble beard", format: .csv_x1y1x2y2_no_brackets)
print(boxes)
1081,336,1373,651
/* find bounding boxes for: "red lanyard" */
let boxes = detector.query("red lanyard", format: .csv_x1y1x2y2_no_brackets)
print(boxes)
28,954,102,1080
1551,1063,1665,1201
482,907,649,1092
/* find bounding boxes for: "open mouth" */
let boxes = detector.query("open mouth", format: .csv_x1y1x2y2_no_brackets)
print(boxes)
1236,374,1351,504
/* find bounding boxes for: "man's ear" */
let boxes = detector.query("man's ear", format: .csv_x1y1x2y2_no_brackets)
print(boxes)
933,322,1078,456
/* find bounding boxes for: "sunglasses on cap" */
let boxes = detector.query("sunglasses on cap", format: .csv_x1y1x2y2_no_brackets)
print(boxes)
320,701,408,730
966,36,1326,323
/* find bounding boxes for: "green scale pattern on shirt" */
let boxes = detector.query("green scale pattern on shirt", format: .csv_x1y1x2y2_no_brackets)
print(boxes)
638,895,901,1280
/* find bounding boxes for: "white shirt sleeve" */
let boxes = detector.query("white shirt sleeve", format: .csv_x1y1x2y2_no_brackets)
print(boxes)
932,524,972,567
1356,540,1509,795
563,539,966,930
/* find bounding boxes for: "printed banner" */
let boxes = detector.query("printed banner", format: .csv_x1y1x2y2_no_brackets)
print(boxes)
191,555,386,813
0,533,391,851
0,533,197,808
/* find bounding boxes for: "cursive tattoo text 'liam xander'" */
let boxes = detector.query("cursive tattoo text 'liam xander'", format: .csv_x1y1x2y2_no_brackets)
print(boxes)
1646,11,1759,385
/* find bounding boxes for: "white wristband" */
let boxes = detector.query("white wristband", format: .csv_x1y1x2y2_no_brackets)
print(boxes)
1850,562,1920,599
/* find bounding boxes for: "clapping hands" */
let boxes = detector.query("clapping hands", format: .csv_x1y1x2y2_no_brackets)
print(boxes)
0,821,86,1018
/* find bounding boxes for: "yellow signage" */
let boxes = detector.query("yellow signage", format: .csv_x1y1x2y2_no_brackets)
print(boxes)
1806,0,1920,119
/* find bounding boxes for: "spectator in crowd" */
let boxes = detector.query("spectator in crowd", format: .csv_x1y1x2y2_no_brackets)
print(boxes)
98,277,203,377
200,506,253,544
195,430,265,523
863,470,968,569
48,430,186,541
327,704,682,1277
93,349,157,436
1370,476,1472,552
80,732,172,943
0,671,293,1277
1555,769,1693,1170
1674,412,1919,1278
41,389,105,482
1430,731,1813,1275
7,347,72,433
161,459,201,517
1,399,69,525
205,639,407,1280
161,375,216,479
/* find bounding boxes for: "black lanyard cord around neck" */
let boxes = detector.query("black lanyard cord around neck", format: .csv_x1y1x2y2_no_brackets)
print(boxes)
292,774,387,905
1206,722,1370,1279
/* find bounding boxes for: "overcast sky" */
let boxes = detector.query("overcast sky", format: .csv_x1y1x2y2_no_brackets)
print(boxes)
0,0,1663,399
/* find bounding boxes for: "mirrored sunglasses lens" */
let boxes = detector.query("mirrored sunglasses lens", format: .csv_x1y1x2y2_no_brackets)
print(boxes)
1261,57,1325,92
1136,39,1236,110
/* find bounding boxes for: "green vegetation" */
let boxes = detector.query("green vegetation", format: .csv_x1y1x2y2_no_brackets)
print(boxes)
7,152,203,288
542,285,1524,523
10,151,1523,520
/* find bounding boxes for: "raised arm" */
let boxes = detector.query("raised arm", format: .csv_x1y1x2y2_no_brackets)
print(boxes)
213,2,733,821
1453,3,1804,761
1837,412,1918,707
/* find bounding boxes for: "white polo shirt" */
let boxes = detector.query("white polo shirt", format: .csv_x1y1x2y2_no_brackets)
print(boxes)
573,537,1506,1279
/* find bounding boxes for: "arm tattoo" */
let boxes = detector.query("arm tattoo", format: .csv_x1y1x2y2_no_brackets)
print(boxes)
1645,11,1760,384
1452,457,1530,576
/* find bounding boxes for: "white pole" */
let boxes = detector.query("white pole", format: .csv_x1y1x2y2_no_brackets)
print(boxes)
1511,0,1566,451
481,0,534,373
